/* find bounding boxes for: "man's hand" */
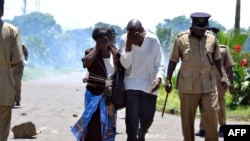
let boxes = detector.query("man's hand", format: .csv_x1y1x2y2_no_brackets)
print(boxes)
165,79,172,93
150,78,161,93
221,76,228,90
126,31,143,52
228,84,235,94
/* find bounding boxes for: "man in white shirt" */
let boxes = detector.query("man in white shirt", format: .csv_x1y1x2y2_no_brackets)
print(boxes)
119,19,166,141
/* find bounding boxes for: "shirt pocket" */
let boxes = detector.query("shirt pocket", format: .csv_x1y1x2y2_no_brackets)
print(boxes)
205,44,215,53
178,71,193,91
182,47,192,62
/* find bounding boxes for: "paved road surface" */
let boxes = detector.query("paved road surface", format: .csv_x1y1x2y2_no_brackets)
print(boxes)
8,72,248,141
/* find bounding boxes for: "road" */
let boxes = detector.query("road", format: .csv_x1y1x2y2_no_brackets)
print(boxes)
8,71,248,141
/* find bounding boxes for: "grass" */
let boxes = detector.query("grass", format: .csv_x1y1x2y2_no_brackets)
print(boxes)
157,85,250,121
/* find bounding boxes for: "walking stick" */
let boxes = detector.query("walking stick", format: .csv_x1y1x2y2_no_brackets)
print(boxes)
161,92,169,117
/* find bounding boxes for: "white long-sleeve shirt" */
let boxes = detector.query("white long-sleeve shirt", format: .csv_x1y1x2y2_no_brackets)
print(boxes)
119,31,166,95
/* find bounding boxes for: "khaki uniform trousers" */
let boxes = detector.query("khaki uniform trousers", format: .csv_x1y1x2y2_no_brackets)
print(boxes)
0,106,12,141
200,77,227,130
13,63,24,102
179,92,219,141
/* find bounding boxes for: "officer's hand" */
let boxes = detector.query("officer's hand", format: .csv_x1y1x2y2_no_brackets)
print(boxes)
150,78,161,93
228,84,235,94
221,76,228,90
165,79,172,93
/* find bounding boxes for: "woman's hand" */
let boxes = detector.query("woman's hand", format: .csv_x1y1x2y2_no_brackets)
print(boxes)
96,36,109,51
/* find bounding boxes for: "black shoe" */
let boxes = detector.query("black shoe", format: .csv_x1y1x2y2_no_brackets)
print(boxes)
137,128,146,141
195,130,205,137
219,125,225,133
16,101,20,106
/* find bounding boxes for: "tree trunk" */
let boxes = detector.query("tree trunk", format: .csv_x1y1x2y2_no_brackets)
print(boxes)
235,0,241,33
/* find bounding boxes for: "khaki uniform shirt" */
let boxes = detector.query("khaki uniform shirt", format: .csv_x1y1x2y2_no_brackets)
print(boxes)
214,45,235,76
0,19,23,106
169,30,221,94
214,45,235,92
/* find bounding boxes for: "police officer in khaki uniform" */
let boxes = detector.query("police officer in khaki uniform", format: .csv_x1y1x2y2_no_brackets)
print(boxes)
0,0,23,140
12,44,28,106
196,27,235,136
165,12,228,141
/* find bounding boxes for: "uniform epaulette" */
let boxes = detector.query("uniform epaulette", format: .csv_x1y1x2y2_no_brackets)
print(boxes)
177,31,188,37
206,30,216,36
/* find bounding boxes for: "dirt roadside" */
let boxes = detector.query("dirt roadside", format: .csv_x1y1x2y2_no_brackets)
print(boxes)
8,71,248,141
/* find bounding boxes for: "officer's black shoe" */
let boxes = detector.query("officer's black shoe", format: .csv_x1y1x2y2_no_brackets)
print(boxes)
16,101,20,106
137,128,146,141
195,129,205,137
219,125,225,133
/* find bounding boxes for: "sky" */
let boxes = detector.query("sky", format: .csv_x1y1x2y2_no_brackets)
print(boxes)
3,0,250,32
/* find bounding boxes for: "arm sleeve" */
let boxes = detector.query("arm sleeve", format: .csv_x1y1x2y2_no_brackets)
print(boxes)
11,27,23,64
119,35,132,69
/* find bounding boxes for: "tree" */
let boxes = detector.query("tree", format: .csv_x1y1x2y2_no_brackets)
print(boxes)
11,12,62,37
9,12,63,68
234,0,241,33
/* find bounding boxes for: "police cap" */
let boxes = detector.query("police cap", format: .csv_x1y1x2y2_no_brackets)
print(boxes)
207,27,220,34
191,12,211,29
0,0,4,8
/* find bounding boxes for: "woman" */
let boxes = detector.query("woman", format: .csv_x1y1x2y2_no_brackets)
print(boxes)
71,27,120,141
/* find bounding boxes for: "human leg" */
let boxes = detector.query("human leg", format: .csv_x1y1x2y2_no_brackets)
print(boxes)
0,106,12,141
216,77,227,133
195,100,206,136
139,91,157,141
13,64,24,106
179,92,201,141
125,90,140,141
201,92,219,141
217,92,226,132
85,107,102,141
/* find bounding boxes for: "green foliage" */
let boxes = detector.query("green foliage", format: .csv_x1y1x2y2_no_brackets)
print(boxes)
218,30,250,108
231,67,250,107
218,30,248,51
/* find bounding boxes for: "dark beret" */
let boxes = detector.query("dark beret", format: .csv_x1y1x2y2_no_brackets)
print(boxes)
207,27,220,34
190,12,211,29
92,27,112,42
